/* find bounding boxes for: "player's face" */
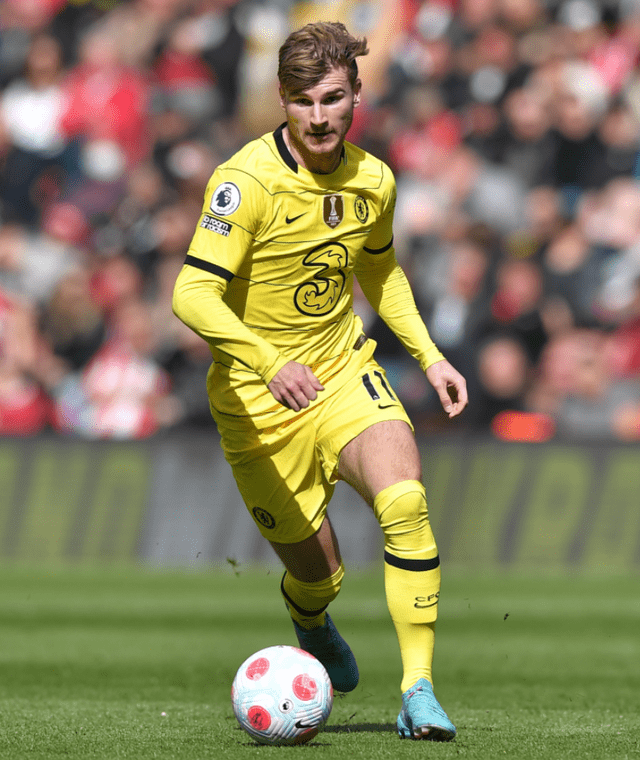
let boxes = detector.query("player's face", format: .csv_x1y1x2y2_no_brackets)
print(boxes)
280,66,361,174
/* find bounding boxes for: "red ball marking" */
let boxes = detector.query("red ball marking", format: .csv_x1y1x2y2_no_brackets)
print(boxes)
292,673,318,701
246,657,269,680
247,705,271,731
293,727,319,744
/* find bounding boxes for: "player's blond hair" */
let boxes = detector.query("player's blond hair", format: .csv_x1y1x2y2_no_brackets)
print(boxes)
278,22,369,94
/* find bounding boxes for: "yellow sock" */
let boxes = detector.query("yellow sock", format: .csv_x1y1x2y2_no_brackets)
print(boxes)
373,480,441,693
281,562,345,630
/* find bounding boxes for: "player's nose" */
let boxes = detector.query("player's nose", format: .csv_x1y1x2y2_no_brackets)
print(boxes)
310,102,327,125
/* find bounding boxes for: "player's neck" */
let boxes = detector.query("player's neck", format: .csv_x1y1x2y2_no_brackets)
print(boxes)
282,126,343,175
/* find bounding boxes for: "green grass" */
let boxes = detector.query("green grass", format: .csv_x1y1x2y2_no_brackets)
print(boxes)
0,564,638,759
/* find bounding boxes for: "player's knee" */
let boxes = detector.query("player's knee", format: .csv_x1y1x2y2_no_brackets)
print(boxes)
373,480,429,534
373,480,436,558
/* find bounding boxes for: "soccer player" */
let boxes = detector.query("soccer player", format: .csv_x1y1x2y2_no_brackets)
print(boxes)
172,21,467,741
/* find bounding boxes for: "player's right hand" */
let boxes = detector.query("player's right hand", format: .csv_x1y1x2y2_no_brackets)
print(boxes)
268,360,324,411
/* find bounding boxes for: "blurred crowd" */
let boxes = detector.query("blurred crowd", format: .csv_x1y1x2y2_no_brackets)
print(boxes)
1,0,639,442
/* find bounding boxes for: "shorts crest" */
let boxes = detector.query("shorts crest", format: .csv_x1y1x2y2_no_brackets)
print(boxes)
252,507,276,529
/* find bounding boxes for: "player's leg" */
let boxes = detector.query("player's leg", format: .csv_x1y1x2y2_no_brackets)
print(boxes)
338,419,456,740
269,518,359,692
338,419,438,689
219,418,358,692
270,515,342,631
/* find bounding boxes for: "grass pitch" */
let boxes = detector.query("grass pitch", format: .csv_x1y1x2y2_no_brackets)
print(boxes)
0,564,638,759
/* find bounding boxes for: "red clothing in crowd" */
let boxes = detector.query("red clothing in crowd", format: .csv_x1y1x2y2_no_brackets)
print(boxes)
60,62,151,167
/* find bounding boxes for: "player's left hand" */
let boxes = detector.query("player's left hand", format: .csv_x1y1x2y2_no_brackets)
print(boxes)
425,359,468,418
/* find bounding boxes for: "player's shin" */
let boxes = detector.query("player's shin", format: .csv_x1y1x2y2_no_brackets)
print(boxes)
280,562,345,630
373,480,441,692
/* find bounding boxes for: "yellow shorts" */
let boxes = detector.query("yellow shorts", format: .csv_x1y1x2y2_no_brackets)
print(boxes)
218,358,413,544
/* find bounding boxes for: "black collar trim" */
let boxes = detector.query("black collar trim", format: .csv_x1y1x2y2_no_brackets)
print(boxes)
274,123,298,173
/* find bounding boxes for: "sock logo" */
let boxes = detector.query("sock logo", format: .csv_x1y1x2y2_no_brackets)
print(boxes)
414,592,439,608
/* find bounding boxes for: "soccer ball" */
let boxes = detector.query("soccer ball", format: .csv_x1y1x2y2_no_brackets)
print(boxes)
231,645,333,745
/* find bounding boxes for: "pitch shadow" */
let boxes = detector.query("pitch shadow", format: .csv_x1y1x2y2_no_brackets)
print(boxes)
324,722,396,733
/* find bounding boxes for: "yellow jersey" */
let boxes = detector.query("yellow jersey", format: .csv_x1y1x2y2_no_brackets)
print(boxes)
173,124,443,429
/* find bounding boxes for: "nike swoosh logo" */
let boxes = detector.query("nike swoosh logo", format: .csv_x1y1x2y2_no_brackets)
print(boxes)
286,213,306,224
295,720,315,729
378,403,397,409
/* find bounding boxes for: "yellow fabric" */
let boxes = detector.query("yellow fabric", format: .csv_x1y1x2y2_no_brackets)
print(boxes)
373,480,441,691
281,562,345,630
373,480,438,561
220,357,412,544
395,620,436,692
356,262,445,373
172,126,443,431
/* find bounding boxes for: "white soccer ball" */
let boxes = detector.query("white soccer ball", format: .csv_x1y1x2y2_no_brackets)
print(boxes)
231,645,333,745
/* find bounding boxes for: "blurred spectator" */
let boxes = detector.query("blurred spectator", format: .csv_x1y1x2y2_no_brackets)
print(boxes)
548,59,612,211
40,266,105,372
0,210,83,306
598,99,640,183
468,332,532,427
0,289,51,435
497,86,556,188
416,234,491,361
528,327,640,440
539,221,600,327
477,256,548,363
552,329,640,439
91,253,144,317
389,84,462,178
60,20,152,178
0,33,73,224
51,297,180,439
195,0,248,121
606,274,640,379
108,162,172,277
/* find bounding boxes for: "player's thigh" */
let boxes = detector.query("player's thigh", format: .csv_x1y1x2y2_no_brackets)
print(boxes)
338,418,421,506
315,359,419,506
220,421,333,545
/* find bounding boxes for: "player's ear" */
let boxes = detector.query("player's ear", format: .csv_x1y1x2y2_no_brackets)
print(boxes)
279,85,288,110
352,78,362,107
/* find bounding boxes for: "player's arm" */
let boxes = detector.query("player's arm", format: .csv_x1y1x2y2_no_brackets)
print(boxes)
173,265,323,410
172,262,289,385
354,191,467,417
173,266,322,409
355,252,467,417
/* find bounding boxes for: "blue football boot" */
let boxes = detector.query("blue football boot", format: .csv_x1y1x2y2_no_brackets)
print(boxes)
292,613,359,693
397,678,456,740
